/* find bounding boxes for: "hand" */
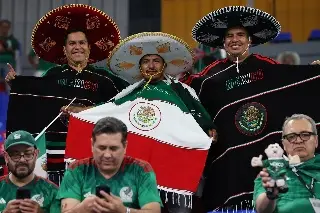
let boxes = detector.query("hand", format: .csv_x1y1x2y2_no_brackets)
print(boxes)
3,200,21,213
310,60,320,65
19,199,42,213
60,106,86,114
208,129,218,142
251,155,263,167
5,63,16,83
259,168,279,196
79,196,99,213
93,191,126,213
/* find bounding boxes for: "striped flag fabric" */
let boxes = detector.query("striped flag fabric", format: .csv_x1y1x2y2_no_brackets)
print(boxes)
66,97,212,194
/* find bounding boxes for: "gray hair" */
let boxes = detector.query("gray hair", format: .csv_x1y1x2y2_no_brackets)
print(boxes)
277,51,300,65
282,114,317,136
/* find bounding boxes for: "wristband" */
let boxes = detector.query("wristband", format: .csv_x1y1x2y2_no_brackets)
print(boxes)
126,207,131,213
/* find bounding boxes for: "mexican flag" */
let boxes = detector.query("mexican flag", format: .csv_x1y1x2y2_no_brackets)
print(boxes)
34,133,47,178
66,98,212,194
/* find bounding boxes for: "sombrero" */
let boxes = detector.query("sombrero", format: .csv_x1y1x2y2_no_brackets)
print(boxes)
31,4,121,65
108,32,194,84
192,6,281,48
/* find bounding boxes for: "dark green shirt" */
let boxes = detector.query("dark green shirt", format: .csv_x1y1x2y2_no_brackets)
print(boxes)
0,175,60,213
56,156,162,209
0,35,19,65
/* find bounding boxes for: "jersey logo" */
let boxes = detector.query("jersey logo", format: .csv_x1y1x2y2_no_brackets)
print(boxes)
119,187,133,203
0,198,6,204
84,192,93,198
31,194,44,207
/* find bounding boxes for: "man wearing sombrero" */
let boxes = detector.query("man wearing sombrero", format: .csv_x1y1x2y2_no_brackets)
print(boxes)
107,32,215,213
180,6,320,212
5,4,129,184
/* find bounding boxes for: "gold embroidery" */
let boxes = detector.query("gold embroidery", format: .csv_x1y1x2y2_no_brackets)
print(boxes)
54,16,71,30
95,37,115,51
86,16,100,30
169,59,189,67
156,42,171,53
129,45,143,55
39,37,56,52
116,61,135,70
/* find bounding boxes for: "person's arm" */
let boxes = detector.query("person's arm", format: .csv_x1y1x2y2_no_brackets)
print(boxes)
60,198,88,213
254,169,278,213
135,164,162,212
55,166,83,213
255,193,277,213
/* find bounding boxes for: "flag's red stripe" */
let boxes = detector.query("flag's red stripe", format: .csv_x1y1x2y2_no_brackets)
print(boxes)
47,158,65,163
66,116,208,192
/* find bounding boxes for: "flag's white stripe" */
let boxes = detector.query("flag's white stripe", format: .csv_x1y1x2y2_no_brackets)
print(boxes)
157,185,193,195
46,150,65,154
73,98,211,149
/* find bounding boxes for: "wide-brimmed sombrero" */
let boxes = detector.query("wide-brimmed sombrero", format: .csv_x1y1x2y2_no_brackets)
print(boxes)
192,6,281,48
31,4,121,64
108,32,194,84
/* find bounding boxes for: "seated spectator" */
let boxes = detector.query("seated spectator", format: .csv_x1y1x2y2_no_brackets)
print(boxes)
57,117,161,213
276,51,301,65
254,114,319,213
0,130,59,213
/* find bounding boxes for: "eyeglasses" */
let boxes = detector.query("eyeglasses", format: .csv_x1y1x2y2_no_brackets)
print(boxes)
282,131,316,143
7,151,35,162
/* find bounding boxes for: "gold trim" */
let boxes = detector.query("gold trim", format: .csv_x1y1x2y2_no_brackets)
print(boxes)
107,32,195,67
31,4,121,55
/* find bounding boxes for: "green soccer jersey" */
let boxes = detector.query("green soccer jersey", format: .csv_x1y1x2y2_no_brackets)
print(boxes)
254,155,320,213
56,156,162,210
0,175,60,213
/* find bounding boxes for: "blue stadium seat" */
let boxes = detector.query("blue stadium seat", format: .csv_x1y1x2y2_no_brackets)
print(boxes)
308,29,320,41
270,32,292,43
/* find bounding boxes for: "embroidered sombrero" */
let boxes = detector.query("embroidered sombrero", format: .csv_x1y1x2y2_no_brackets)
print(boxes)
108,32,194,84
31,4,121,64
192,6,281,47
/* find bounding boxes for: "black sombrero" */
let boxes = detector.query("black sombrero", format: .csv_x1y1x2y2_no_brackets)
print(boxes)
191,6,281,48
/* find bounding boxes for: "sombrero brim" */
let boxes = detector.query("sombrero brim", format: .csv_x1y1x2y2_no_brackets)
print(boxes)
192,6,281,47
107,32,194,84
31,4,121,64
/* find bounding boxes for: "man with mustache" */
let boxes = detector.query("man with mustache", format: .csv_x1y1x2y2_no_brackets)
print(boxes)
57,117,162,213
0,130,59,213
255,114,320,213
107,32,215,213
3,4,129,185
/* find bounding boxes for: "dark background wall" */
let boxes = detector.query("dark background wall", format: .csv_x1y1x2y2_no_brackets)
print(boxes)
128,0,161,35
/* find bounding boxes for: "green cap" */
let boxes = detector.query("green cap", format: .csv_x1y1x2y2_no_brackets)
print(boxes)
5,130,37,150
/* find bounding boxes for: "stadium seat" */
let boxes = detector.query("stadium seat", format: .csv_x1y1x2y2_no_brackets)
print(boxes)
308,29,320,41
270,32,292,43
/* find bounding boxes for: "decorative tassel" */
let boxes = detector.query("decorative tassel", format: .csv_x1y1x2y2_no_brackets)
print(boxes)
172,192,174,205
236,57,239,73
165,191,168,203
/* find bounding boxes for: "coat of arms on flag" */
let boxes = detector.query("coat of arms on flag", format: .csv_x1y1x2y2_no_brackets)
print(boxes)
66,97,212,196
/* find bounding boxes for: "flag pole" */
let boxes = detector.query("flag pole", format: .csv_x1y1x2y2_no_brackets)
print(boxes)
35,97,77,141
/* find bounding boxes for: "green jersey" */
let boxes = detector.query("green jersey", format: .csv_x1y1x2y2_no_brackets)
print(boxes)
56,156,162,209
254,155,320,213
0,175,60,213
28,49,56,72
0,35,19,65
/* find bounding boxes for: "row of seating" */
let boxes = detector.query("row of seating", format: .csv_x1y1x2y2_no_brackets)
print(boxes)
271,29,320,43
